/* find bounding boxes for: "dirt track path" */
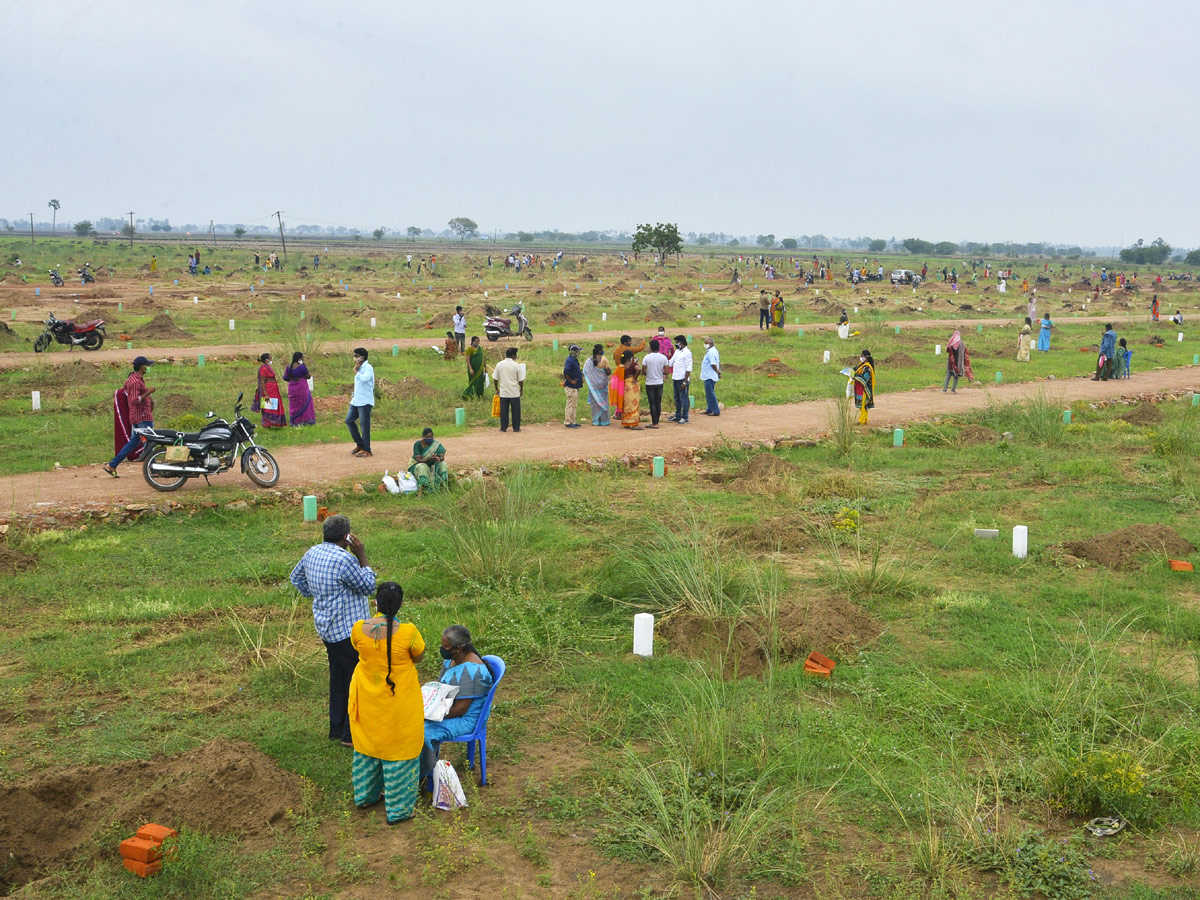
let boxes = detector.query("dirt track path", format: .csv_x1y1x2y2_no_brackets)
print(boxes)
4,366,1195,516
0,314,1150,370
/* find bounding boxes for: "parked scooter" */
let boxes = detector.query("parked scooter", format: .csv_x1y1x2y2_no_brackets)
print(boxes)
483,303,533,342
138,393,280,492
34,313,106,352
48,268,64,287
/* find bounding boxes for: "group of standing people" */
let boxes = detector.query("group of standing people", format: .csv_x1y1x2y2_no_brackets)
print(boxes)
757,290,785,329
573,330,718,428
290,515,495,826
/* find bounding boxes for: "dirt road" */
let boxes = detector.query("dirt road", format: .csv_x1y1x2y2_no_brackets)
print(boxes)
0,315,1148,370
3,367,1195,516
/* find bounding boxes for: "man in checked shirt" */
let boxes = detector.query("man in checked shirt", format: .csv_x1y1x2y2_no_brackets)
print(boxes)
290,515,377,746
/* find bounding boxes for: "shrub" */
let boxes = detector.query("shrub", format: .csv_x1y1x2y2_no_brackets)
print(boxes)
1051,749,1154,824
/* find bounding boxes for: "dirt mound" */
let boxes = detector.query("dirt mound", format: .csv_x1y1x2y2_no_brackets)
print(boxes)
74,307,115,324
1061,524,1194,570
380,377,438,401
307,313,334,329
0,321,17,338
425,311,455,328
547,308,578,325
0,547,36,574
157,393,196,417
1118,404,1164,426
884,352,919,368
957,424,999,445
1147,335,1165,346
661,596,882,678
648,302,682,318
731,453,803,494
1,272,24,284
0,738,302,893
131,313,194,341
753,359,797,376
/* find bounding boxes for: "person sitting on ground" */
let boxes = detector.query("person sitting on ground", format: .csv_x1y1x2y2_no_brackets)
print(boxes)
349,582,425,825
408,427,448,492
420,625,494,783
442,331,458,361
1172,310,1184,326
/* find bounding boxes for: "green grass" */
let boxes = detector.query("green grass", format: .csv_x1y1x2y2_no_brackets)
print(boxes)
5,276,1200,895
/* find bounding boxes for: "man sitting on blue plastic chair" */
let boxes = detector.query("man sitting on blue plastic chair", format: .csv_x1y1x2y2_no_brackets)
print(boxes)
420,625,503,785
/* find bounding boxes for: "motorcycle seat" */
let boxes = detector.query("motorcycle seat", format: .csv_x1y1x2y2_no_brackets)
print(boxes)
76,319,104,329
146,429,204,442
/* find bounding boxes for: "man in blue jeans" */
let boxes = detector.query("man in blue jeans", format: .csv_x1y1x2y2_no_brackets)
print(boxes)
669,335,692,424
103,356,155,477
347,347,375,457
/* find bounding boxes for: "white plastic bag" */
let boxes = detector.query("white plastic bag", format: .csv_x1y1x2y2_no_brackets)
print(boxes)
432,759,468,810
422,681,459,721
396,472,419,494
381,470,400,495
307,377,314,392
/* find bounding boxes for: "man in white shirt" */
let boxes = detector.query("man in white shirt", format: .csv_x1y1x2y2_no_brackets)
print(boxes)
669,335,692,424
491,347,524,432
641,338,669,428
347,347,375,457
700,337,722,416
452,306,467,353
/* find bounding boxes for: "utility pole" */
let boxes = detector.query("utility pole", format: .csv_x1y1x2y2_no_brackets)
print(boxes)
127,211,135,248
274,211,287,260
29,213,34,245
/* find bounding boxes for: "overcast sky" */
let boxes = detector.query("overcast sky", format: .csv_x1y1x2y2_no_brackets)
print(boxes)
4,0,1196,247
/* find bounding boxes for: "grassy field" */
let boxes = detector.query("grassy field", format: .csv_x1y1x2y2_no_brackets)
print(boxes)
2,313,1198,476
2,388,1200,898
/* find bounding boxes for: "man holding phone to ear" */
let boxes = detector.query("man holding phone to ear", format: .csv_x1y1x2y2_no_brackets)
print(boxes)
290,514,376,746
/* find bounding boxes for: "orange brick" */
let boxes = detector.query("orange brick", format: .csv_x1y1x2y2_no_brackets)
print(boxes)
119,837,162,863
136,823,178,843
122,857,162,878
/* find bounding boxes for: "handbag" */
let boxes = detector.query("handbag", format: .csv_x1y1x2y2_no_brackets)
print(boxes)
432,759,468,810
491,394,501,418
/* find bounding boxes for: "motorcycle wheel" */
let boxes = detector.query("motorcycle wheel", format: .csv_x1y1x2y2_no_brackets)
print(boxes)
80,331,104,351
485,331,500,342
523,327,533,341
243,447,280,488
34,333,51,353
142,448,189,492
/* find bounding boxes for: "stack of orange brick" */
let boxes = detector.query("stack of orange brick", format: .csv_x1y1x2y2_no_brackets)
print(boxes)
119,823,177,877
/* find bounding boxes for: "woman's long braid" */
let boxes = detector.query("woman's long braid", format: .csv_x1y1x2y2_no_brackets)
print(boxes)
375,582,404,696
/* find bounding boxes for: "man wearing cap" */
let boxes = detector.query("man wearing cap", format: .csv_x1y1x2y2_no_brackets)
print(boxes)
104,356,156,476
562,344,582,428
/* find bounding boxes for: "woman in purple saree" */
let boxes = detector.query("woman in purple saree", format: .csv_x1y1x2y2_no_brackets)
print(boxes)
283,352,316,426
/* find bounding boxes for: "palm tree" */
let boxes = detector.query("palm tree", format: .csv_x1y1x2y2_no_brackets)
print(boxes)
48,199,60,235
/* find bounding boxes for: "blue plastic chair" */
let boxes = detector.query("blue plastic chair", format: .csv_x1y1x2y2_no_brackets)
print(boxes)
440,655,505,785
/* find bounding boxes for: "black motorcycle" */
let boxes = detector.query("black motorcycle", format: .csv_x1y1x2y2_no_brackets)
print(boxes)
483,302,533,342
34,312,106,351
48,268,64,287
77,264,95,284
138,393,280,492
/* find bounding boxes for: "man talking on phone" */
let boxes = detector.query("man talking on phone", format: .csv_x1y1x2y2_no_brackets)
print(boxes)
290,514,376,746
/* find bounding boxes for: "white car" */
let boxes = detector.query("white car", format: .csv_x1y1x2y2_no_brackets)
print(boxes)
890,269,922,285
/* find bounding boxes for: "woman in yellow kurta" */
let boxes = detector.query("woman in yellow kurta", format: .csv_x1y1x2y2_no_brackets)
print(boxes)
349,581,425,825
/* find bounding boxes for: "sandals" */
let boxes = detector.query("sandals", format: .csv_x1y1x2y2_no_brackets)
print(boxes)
102,464,119,478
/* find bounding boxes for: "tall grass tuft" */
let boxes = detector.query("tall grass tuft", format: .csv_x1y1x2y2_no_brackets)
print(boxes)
620,755,789,896
438,467,547,587
266,301,329,362
825,395,857,457
597,511,752,618
817,519,928,602
1017,388,1068,447
1151,407,1200,485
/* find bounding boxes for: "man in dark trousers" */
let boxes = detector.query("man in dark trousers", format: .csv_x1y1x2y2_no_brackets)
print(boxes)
290,515,376,746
